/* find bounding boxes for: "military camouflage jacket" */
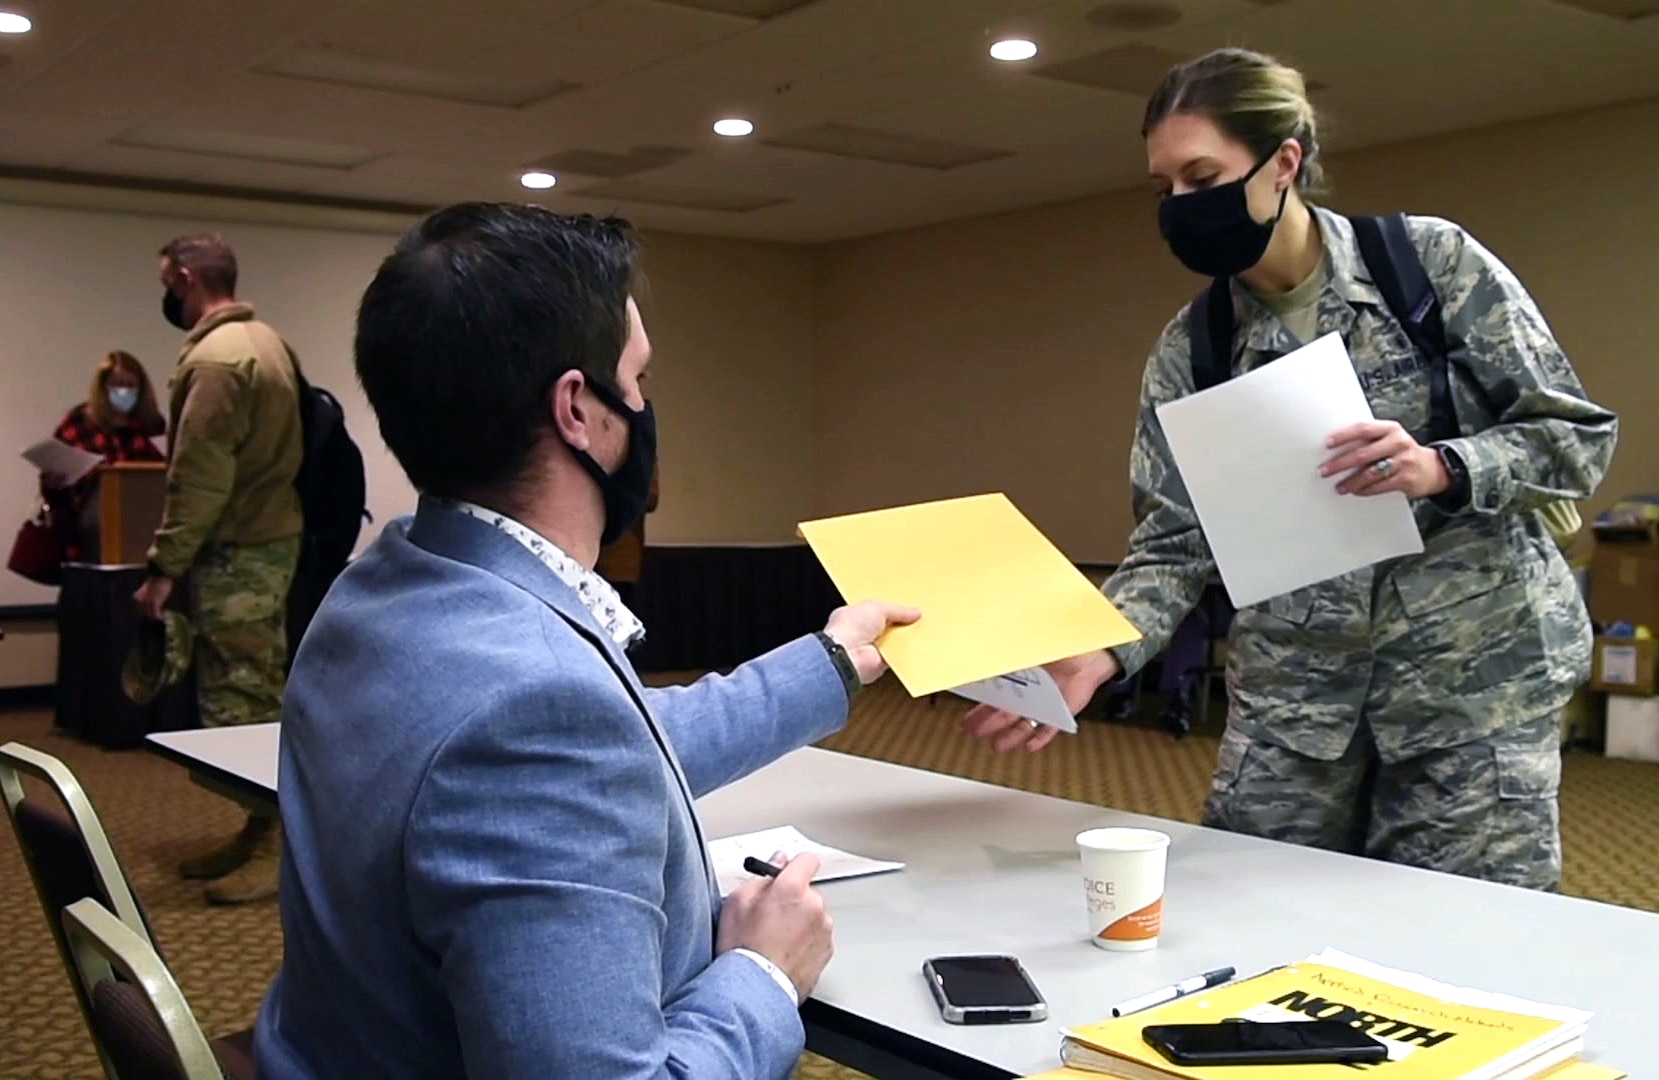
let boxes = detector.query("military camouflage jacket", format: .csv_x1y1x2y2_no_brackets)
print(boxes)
1105,208,1617,760
148,305,304,578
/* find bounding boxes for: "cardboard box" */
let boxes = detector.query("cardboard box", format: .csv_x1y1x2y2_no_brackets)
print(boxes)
1606,696,1659,764
1589,524,1659,630
1591,636,1659,696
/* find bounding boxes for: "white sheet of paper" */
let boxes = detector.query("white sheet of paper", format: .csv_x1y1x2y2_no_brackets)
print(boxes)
21,439,104,485
707,825,904,897
1155,332,1424,609
951,668,1078,732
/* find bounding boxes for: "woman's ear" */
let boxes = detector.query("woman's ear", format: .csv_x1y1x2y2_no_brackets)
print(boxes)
1277,138,1305,191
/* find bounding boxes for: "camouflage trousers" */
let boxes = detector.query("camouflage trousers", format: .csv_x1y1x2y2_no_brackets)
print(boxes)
1202,712,1561,891
189,536,299,731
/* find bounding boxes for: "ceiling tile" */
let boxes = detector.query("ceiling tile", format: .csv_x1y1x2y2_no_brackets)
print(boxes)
571,179,789,212
649,0,819,16
112,125,378,169
1549,0,1659,16
1031,42,1189,96
254,45,579,108
763,123,1012,169
526,146,694,179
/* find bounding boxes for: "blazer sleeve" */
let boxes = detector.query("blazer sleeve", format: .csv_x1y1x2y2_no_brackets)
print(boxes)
643,634,848,798
403,675,803,1080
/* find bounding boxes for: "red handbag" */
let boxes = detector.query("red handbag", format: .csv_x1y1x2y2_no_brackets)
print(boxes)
8,503,65,586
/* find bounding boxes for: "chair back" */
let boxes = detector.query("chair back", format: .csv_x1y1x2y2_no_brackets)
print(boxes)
0,742,159,1045
62,898,224,1080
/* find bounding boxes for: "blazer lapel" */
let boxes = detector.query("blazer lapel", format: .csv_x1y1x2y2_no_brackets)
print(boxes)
406,500,718,897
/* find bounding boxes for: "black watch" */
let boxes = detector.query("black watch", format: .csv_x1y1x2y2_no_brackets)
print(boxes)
1431,444,1471,512
815,632,863,701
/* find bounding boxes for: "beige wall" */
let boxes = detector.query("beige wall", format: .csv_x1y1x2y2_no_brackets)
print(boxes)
0,193,815,609
812,97,1659,563
635,234,816,545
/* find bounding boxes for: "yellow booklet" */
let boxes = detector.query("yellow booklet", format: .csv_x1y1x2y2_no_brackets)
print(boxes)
1056,950,1596,1080
798,493,1140,699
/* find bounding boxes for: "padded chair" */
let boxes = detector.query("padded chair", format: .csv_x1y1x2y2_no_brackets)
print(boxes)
0,742,254,1078
62,897,240,1080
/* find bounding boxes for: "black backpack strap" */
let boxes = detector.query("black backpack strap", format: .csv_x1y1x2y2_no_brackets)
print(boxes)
1187,276,1236,393
1349,213,1457,440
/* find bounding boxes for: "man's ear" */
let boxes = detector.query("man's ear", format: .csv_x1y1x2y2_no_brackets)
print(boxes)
551,369,591,451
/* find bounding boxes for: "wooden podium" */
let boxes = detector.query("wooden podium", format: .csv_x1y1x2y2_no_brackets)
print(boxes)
79,461,168,566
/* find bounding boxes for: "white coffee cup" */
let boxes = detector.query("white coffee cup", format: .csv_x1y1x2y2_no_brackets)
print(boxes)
1077,827,1171,951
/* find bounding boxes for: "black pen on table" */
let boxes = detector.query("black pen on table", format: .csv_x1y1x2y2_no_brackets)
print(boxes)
743,855,784,878
1110,966,1236,1017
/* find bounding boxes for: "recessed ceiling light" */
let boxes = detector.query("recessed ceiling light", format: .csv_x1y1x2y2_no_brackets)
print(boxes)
520,171,557,190
0,11,32,33
989,38,1038,62
713,118,755,137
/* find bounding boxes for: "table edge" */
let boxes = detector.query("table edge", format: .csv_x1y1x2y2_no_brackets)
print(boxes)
144,730,275,808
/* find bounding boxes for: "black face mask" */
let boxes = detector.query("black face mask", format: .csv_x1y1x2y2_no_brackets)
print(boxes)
162,290,191,330
572,378,657,547
1158,151,1289,279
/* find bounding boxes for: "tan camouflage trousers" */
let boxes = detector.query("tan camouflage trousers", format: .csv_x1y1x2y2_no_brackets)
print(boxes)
1202,712,1561,891
189,537,299,735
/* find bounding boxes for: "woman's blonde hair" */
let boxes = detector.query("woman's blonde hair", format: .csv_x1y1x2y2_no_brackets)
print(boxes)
86,350,165,436
1142,47,1327,195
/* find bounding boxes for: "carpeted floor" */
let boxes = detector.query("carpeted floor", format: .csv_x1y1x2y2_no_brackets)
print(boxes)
3,681,1657,1079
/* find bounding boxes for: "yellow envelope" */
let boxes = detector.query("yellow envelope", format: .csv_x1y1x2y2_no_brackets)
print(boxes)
798,493,1141,697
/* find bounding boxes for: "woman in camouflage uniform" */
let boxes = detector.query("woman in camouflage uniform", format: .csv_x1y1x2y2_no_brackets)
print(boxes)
964,48,1616,891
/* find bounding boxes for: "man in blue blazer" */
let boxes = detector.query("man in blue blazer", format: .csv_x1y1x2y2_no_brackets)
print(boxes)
253,204,919,1078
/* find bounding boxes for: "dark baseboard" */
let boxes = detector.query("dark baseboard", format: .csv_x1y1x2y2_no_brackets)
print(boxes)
0,685,55,710
0,604,57,621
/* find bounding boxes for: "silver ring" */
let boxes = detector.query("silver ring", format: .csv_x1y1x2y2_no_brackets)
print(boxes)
1026,719,1041,730
1370,457,1393,478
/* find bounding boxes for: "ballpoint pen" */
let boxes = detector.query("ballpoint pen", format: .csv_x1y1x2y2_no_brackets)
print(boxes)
1110,966,1236,1017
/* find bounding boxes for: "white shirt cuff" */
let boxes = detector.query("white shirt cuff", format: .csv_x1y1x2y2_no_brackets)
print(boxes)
731,948,799,1007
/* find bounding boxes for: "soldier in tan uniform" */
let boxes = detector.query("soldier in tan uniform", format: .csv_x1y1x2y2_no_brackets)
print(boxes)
963,49,1616,891
134,233,304,904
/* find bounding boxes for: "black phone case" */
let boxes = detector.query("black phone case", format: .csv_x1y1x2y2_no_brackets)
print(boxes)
1142,1023,1389,1066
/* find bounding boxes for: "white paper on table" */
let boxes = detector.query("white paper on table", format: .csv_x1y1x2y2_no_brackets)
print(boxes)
20,439,104,485
951,668,1078,732
1155,332,1424,609
707,825,904,897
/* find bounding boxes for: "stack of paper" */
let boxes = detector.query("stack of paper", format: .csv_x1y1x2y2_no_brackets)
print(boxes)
706,825,903,897
1049,949,1616,1080
21,439,104,486
798,493,1141,730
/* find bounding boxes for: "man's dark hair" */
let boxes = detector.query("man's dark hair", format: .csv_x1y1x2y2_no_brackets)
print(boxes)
158,233,239,295
355,203,639,499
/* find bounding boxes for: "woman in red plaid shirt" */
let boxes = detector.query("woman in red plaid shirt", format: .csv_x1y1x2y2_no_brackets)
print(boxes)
43,350,167,560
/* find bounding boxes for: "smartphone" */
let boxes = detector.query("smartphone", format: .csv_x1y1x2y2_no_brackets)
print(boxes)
922,954,1048,1025
1143,1020,1389,1066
